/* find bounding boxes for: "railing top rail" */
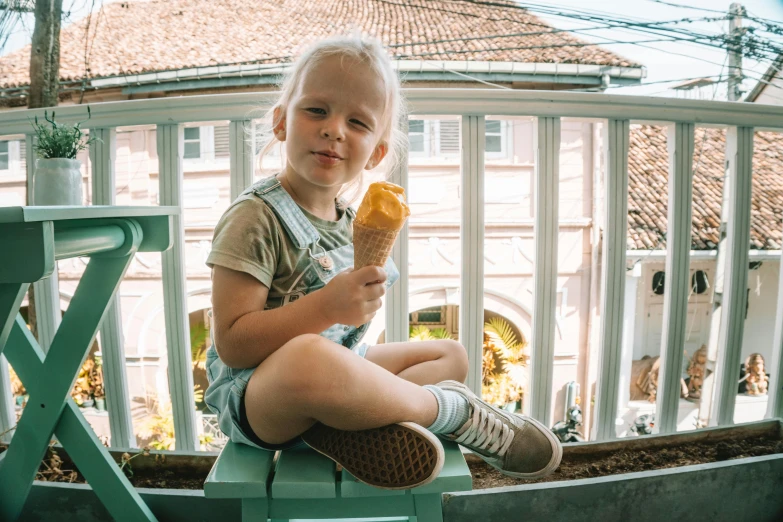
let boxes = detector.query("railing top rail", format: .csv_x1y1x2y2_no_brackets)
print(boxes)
1,89,782,134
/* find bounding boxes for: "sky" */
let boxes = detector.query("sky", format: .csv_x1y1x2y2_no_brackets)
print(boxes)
2,0,782,100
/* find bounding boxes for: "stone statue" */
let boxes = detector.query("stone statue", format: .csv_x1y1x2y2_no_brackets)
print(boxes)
630,355,688,403
743,353,768,396
686,345,709,401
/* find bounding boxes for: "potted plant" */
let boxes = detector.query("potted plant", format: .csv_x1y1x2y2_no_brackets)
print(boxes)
481,317,529,412
92,355,106,411
29,107,99,206
9,364,26,408
71,357,102,408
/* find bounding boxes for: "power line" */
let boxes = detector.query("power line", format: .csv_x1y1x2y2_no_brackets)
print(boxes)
381,1,783,71
393,35,717,60
384,16,726,51
455,0,783,60
645,0,726,16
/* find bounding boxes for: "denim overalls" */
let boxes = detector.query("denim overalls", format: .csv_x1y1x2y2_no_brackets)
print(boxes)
204,177,400,449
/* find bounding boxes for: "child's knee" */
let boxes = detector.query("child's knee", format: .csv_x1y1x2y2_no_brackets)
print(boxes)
437,339,468,381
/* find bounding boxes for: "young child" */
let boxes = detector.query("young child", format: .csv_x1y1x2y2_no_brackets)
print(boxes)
205,35,562,490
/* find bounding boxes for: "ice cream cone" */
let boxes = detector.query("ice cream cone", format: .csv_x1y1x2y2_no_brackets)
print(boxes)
353,222,401,269
353,181,410,270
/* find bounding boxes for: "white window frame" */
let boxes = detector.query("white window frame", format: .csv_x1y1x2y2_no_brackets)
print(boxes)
183,126,202,160
182,125,227,173
485,119,511,159
0,139,22,177
0,140,10,172
407,119,430,158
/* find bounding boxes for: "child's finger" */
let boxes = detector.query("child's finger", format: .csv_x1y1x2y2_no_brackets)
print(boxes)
364,282,386,300
354,266,387,285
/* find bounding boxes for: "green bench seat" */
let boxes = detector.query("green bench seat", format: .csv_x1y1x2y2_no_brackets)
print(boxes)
204,439,472,522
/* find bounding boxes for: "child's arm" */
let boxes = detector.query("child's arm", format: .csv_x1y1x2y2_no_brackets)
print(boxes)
211,264,387,369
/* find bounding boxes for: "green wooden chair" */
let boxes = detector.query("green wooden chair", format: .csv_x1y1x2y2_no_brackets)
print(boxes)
204,439,472,522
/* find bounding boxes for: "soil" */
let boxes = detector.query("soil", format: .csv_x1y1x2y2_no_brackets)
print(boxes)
469,436,783,490
0,445,210,490
3,432,783,491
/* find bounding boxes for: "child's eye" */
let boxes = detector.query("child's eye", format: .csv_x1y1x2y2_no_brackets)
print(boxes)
351,119,369,130
306,108,326,115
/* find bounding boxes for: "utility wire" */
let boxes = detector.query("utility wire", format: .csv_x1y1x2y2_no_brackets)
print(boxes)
646,0,726,16
455,0,783,59
385,17,727,51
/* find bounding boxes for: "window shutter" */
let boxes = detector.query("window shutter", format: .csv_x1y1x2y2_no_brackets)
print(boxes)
439,120,459,153
214,125,230,158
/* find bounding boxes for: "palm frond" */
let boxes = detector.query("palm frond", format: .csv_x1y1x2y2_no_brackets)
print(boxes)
428,328,454,340
409,325,434,342
485,317,519,350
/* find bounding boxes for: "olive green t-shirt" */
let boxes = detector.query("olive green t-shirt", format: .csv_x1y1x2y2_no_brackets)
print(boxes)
206,192,354,309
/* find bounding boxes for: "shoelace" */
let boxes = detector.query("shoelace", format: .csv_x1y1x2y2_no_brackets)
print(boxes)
453,401,515,457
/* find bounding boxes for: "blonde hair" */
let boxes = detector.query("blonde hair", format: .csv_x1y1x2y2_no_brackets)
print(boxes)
255,35,407,204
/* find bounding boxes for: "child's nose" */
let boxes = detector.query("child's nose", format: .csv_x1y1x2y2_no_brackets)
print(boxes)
321,117,346,141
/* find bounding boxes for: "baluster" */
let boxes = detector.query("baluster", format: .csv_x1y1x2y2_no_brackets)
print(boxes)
26,133,61,354
460,116,485,394
530,117,560,426
386,119,410,343
712,126,754,426
90,127,136,448
594,119,630,440
157,124,198,451
229,120,255,200
656,122,695,434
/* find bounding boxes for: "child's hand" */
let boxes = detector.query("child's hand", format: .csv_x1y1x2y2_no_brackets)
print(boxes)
320,266,387,327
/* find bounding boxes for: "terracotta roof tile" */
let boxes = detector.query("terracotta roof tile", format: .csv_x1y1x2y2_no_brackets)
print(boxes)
0,0,639,89
628,125,783,251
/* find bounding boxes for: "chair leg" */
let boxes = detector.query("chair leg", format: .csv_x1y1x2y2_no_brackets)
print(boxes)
413,493,443,522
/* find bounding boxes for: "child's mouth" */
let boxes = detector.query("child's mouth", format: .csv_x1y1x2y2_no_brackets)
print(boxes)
313,151,343,165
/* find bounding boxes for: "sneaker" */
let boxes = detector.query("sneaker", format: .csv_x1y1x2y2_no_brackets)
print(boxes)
301,421,445,490
436,380,562,479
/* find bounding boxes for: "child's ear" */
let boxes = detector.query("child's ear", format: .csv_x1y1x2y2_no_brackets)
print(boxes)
365,142,388,170
273,106,287,141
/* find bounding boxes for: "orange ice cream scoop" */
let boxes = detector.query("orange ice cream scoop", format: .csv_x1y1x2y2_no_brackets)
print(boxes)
354,181,410,231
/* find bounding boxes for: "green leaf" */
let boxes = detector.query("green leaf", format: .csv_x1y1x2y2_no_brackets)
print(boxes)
409,325,434,341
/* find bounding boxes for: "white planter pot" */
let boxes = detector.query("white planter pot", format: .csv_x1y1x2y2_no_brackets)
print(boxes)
33,158,83,206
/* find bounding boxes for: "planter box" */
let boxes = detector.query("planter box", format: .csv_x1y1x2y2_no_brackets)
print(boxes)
16,420,783,522
19,449,233,522
22,482,239,522
443,419,783,522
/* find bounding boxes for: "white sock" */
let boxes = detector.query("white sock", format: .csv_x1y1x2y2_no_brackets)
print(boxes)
423,384,470,435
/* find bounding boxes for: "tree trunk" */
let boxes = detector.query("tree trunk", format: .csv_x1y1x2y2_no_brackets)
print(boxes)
27,0,63,339
28,0,62,108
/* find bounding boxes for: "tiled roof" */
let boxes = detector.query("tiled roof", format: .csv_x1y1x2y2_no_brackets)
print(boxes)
627,125,783,251
0,0,639,89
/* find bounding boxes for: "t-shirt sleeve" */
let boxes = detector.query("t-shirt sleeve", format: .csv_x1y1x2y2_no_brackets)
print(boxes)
206,198,280,287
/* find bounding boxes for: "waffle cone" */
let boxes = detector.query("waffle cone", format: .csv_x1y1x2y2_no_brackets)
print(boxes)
353,222,400,269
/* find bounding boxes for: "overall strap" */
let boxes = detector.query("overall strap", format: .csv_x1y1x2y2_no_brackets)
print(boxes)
342,202,357,220
251,178,321,249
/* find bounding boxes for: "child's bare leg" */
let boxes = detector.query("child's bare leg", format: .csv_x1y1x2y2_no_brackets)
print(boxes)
244,334,439,445
364,340,469,386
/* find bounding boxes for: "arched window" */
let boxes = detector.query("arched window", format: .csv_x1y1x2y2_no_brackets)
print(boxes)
652,271,665,295
691,270,709,294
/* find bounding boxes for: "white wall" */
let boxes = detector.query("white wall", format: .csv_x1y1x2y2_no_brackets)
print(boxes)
741,260,779,365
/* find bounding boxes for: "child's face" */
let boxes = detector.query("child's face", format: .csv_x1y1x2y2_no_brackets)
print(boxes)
276,54,388,190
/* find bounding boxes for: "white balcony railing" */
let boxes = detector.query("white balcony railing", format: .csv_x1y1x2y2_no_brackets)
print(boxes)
1,90,783,451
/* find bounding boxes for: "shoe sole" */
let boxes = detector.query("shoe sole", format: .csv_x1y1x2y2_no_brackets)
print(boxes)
438,380,563,479
301,421,445,490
